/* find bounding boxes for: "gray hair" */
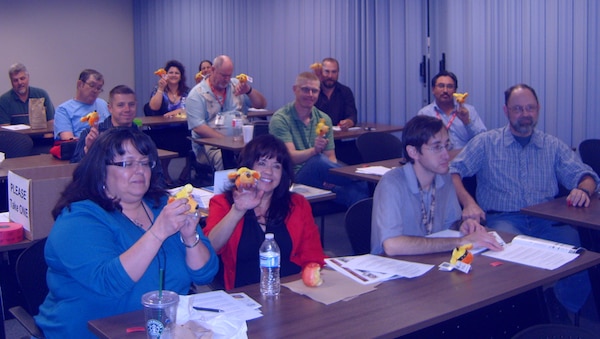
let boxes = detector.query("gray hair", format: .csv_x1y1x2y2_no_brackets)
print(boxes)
8,63,28,78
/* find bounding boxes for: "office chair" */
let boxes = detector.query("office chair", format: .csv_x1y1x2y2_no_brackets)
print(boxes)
0,131,33,158
8,238,48,339
579,139,600,176
252,120,270,138
344,198,373,255
355,132,403,163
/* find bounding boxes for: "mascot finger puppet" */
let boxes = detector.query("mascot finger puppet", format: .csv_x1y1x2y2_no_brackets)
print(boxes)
310,62,323,74
80,111,99,126
154,68,167,77
228,167,261,188
316,118,329,137
168,184,198,213
453,92,469,104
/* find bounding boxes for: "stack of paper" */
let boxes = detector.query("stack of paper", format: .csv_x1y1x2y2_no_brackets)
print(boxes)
290,184,332,198
1,124,30,130
355,166,392,176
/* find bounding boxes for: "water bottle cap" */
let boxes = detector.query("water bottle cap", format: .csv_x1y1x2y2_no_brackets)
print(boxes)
265,233,274,240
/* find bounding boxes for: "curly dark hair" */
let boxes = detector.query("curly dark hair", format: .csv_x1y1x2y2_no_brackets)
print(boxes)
225,134,294,225
52,128,167,219
164,59,189,96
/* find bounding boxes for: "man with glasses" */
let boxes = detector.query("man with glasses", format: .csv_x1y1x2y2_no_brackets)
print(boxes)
371,115,502,255
418,70,486,159
54,69,110,140
450,84,599,321
186,55,267,170
270,71,368,208
71,85,138,163
0,62,55,125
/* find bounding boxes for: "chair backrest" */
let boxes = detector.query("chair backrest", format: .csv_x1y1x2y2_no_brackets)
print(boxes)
579,139,600,176
0,131,33,158
252,120,270,138
344,198,373,255
15,238,48,316
355,132,403,163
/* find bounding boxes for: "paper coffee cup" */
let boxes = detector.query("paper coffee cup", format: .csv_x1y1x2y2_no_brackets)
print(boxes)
243,125,254,144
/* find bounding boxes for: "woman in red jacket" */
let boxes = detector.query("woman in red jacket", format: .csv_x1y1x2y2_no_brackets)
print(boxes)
204,134,326,290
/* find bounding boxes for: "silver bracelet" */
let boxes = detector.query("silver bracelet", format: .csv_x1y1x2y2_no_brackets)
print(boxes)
180,232,200,248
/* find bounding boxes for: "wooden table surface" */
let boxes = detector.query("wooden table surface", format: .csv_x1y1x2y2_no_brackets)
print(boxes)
521,195,600,231
333,123,403,140
1,121,54,137
138,115,187,127
88,238,600,339
329,158,405,183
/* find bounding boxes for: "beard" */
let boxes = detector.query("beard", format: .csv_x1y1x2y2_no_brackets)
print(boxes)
322,79,336,89
511,117,537,135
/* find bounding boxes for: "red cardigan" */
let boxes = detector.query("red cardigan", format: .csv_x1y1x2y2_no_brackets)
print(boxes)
204,193,326,290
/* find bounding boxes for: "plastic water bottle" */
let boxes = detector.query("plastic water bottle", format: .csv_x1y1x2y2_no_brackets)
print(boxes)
180,97,186,117
232,111,243,142
259,233,280,296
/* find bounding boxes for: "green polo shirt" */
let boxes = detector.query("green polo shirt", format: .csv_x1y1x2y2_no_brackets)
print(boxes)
0,86,55,124
269,102,335,172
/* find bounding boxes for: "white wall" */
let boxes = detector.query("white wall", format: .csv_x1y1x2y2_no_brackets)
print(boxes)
0,0,134,108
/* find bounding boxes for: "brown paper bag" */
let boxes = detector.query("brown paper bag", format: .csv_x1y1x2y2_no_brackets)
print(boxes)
28,97,47,129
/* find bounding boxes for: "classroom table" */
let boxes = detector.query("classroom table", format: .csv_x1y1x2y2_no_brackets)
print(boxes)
0,121,54,138
333,123,403,140
137,115,187,128
328,158,405,184
88,239,600,338
246,109,274,120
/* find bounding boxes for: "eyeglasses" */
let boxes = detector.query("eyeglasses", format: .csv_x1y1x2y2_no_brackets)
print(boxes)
299,87,319,95
422,142,454,153
508,105,538,114
107,160,156,169
85,82,104,93
435,83,456,90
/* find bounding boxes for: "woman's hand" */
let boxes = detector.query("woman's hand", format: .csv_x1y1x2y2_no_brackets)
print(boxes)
152,198,193,240
157,77,167,91
232,184,264,212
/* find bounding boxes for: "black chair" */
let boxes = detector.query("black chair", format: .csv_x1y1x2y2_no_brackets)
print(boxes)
511,323,596,339
344,198,373,255
579,139,600,176
252,120,270,138
311,201,347,247
8,238,48,339
0,131,33,158
355,132,403,163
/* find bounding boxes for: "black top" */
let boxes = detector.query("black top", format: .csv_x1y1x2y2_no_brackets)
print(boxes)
234,210,299,288
315,82,358,125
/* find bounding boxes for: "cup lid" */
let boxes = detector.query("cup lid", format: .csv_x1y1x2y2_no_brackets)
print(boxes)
141,290,179,308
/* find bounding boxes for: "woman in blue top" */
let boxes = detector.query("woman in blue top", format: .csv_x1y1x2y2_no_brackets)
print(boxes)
35,128,218,338
145,59,189,117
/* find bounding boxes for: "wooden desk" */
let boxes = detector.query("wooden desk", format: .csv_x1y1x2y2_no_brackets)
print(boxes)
246,109,274,120
88,244,600,339
333,123,403,140
521,196,600,231
0,121,54,138
138,115,187,128
329,158,404,183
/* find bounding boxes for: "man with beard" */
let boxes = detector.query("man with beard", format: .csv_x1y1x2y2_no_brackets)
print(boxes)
418,70,486,159
371,115,502,255
450,83,599,321
0,63,54,125
314,58,357,129
186,55,267,170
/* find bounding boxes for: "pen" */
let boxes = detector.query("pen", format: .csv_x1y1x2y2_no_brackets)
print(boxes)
193,306,225,313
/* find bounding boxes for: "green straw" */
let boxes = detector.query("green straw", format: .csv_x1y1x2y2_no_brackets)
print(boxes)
158,268,164,299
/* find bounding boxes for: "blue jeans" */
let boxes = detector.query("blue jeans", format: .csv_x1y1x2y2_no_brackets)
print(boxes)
295,154,369,208
487,212,591,313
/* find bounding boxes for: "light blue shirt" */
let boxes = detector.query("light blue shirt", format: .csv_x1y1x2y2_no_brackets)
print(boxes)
450,126,600,212
53,98,110,139
417,101,486,148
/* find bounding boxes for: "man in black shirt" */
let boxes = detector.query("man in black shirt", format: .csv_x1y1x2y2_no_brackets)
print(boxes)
314,58,357,129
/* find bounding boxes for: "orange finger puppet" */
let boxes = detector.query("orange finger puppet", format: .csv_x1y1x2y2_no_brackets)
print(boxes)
450,244,474,265
236,73,249,83
453,92,469,104
80,111,99,126
168,184,198,213
316,118,329,137
195,71,204,82
227,167,261,188
310,62,323,74
154,68,167,77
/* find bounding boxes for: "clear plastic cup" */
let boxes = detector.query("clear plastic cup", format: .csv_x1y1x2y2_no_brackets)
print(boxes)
141,290,179,339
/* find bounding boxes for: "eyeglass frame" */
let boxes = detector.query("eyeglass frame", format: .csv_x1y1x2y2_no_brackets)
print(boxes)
299,86,320,95
421,142,454,153
84,81,104,93
507,104,539,114
106,160,157,169
434,83,456,91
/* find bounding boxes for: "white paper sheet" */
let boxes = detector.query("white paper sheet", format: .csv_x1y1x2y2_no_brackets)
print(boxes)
355,166,392,176
340,254,434,278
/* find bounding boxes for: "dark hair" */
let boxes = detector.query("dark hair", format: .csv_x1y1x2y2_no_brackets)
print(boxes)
52,129,166,219
164,60,189,96
225,134,294,225
504,83,539,105
402,115,445,163
78,69,103,83
198,59,212,71
322,57,339,70
431,70,458,89
109,85,135,102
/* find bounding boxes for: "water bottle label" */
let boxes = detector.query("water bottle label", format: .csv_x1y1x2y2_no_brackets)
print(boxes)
260,254,280,268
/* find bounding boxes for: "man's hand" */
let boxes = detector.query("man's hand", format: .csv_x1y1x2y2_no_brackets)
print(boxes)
458,218,485,234
84,126,99,154
234,81,252,96
456,105,470,125
313,136,328,154
462,203,486,223
567,188,592,207
338,119,354,130
462,228,504,251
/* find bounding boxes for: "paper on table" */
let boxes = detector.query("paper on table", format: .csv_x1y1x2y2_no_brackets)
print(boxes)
247,108,268,112
282,269,379,305
355,166,392,176
192,187,214,208
290,184,332,198
178,290,262,323
332,126,361,132
325,257,396,285
341,254,434,278
2,124,30,130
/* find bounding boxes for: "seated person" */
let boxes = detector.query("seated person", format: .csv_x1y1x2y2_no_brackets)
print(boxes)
35,128,218,338
195,59,212,84
145,59,189,117
0,63,55,125
313,57,357,129
53,69,110,140
450,83,600,316
417,70,486,158
269,71,368,208
371,115,502,255
204,134,325,290
71,85,138,163
186,55,267,170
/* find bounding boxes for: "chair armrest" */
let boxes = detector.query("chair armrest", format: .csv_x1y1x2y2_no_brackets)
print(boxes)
8,306,45,338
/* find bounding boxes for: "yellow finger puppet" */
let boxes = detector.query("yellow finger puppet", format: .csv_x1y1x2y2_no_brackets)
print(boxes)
453,92,469,104
228,167,261,188
316,118,329,137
